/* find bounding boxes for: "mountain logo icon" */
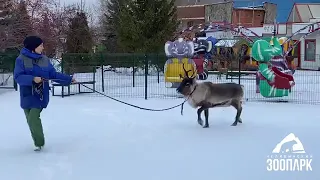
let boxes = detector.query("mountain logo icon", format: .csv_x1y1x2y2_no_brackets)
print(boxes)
266,133,312,171
272,133,306,153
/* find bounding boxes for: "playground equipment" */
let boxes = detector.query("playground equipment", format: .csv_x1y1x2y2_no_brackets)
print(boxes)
214,38,252,71
164,38,196,88
164,35,217,87
255,36,297,93
192,37,216,80
238,36,296,72
283,21,320,55
177,22,259,72
270,37,296,75
252,37,295,98
255,22,320,96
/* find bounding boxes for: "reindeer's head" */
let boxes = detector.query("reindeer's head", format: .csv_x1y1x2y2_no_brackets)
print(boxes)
176,64,197,96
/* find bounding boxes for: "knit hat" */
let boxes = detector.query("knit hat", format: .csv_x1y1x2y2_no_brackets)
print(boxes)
23,36,43,52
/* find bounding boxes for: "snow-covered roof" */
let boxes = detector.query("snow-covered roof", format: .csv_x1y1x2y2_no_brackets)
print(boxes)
215,39,239,47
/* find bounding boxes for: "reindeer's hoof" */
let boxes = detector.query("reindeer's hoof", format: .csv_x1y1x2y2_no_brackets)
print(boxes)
203,124,209,128
197,119,203,126
231,122,238,126
238,118,242,123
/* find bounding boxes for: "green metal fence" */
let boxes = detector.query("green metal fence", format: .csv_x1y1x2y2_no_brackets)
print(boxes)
2,52,320,105
60,53,167,99
0,53,18,90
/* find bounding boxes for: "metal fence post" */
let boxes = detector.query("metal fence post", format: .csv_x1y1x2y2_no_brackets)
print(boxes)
61,54,64,98
238,57,241,85
157,53,160,84
132,54,135,87
144,54,148,100
13,57,17,91
100,53,105,92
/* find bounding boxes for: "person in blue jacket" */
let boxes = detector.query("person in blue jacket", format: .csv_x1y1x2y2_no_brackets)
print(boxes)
14,36,75,151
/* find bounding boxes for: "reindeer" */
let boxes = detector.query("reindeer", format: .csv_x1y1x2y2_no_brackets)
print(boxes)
176,64,244,128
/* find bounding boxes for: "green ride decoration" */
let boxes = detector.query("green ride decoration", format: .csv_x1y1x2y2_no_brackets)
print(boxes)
252,37,295,98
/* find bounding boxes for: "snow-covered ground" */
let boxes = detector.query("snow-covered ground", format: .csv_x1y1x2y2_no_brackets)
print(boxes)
0,90,319,180
1,54,319,178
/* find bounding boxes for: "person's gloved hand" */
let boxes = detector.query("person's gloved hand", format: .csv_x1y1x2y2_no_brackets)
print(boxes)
33,77,42,83
71,77,76,83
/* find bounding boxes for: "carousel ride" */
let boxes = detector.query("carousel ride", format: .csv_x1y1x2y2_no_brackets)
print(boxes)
253,37,295,98
164,22,263,88
255,36,296,96
163,21,320,98
164,31,217,88
254,21,320,98
164,37,196,88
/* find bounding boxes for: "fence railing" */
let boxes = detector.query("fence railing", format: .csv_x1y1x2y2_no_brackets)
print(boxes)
2,52,320,104
60,53,167,99
0,53,18,90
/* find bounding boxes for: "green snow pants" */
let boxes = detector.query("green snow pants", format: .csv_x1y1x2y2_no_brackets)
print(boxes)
23,108,45,147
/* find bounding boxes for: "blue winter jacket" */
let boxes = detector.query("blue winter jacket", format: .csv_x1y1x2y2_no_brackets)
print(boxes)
14,48,72,109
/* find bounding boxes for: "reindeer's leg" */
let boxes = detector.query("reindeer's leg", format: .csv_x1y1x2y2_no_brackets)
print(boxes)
197,106,205,126
230,100,242,126
203,109,210,128
198,101,224,128
236,107,243,124
197,104,212,128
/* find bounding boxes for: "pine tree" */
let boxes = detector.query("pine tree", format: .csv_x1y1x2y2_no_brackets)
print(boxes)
101,0,127,52
39,12,56,57
117,0,179,53
6,0,33,51
0,0,14,51
66,11,93,53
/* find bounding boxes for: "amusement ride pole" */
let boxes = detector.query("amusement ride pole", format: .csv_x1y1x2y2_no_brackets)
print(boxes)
273,19,276,37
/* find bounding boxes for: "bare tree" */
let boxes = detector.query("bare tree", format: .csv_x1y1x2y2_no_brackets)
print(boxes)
49,3,78,56
6,0,33,51
25,0,56,22
24,0,58,33
8,0,99,56
0,0,15,51
38,12,56,57
84,3,101,47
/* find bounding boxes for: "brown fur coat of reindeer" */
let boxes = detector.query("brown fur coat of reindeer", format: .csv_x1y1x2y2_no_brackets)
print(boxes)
176,64,244,128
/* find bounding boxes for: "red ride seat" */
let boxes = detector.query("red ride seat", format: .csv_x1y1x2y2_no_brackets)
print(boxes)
193,58,204,73
259,66,295,89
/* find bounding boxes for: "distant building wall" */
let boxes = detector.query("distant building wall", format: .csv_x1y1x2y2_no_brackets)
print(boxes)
177,6,205,19
176,1,277,30
263,2,277,24
232,8,265,27
177,5,205,30
205,1,233,23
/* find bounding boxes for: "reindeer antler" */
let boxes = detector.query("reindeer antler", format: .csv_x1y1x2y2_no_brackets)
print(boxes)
182,63,192,78
190,67,195,78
